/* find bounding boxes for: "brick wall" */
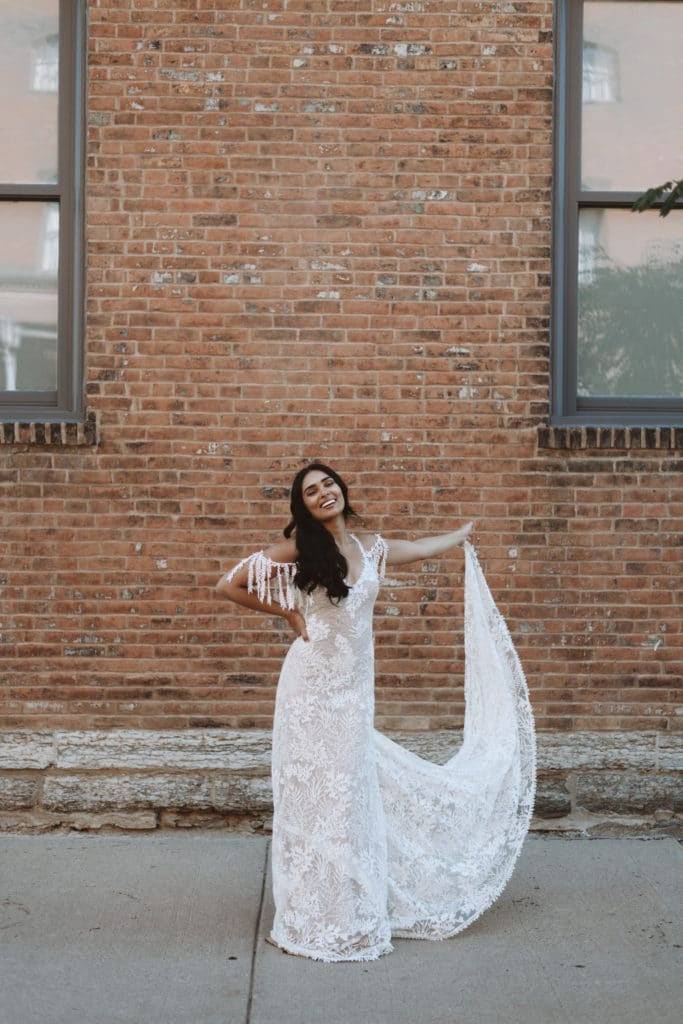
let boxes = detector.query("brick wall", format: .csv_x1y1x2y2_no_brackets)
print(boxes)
1,0,680,763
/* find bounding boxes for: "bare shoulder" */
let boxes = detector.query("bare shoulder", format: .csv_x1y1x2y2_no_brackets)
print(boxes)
262,537,299,564
217,536,298,592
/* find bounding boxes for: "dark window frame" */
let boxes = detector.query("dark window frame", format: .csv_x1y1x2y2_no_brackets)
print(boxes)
551,0,683,426
0,0,86,423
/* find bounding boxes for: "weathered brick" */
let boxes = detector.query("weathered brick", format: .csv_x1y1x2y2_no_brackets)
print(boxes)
575,771,682,813
0,776,40,810
0,0,678,750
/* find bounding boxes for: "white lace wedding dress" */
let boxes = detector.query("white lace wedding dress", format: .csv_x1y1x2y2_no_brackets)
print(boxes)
224,534,536,962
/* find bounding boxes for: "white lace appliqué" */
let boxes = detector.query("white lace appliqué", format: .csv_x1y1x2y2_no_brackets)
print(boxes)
228,534,536,962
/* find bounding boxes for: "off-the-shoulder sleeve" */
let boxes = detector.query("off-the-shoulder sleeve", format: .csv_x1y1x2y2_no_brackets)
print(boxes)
368,534,389,582
221,550,299,611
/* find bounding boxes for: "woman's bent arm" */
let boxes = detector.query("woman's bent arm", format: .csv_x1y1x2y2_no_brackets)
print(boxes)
215,538,298,616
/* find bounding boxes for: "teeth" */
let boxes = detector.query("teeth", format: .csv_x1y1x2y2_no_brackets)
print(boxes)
321,499,335,508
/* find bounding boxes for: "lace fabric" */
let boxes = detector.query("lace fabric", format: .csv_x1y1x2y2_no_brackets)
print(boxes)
223,534,536,962
221,548,300,611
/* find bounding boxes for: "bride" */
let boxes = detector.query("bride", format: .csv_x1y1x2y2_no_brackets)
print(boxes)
216,462,536,963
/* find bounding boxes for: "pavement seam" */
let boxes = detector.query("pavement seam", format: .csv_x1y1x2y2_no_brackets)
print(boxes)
244,836,270,1024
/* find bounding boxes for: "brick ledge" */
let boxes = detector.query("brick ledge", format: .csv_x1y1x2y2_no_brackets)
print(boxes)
0,409,100,447
0,728,680,827
537,425,683,451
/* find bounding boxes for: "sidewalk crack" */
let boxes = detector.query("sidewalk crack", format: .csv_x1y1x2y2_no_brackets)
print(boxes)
245,837,269,1024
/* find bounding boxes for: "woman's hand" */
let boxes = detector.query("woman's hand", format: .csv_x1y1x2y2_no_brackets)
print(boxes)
283,609,310,642
459,521,476,544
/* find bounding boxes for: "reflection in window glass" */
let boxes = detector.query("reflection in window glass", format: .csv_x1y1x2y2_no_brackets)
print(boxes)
582,41,619,104
0,202,58,391
581,2,683,191
577,209,683,398
578,209,604,285
0,1,59,184
42,205,59,273
32,32,58,92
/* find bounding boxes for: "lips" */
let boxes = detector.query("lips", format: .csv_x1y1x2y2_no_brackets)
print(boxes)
320,498,336,508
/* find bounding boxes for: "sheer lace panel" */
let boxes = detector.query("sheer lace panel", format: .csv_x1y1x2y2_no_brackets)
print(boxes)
366,533,388,581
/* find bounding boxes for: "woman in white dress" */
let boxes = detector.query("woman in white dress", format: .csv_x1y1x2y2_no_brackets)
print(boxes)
216,462,536,963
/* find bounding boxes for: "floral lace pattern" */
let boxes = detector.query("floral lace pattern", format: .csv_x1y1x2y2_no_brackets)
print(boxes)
227,533,536,962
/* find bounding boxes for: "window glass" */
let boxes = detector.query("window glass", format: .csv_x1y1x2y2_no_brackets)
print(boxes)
581,2,683,191
577,208,683,398
0,202,58,391
0,1,59,184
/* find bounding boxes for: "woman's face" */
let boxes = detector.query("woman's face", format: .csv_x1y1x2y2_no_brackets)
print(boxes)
301,470,345,522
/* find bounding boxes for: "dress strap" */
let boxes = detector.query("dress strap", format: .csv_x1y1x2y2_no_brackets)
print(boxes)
349,533,368,560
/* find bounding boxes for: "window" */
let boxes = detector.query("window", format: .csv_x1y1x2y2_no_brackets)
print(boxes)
552,0,683,424
0,0,85,422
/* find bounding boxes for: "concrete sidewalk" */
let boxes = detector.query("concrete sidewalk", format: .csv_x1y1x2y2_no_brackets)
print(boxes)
1,834,680,1024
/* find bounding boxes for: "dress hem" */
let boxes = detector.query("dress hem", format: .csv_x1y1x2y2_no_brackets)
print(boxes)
268,929,394,963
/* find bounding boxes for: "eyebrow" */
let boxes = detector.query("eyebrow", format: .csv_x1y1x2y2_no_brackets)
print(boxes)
304,476,333,494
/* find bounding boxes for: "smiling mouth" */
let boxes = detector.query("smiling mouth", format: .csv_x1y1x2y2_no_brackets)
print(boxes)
320,499,336,509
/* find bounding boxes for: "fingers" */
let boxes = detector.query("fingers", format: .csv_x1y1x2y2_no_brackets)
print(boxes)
291,611,309,642
459,521,475,545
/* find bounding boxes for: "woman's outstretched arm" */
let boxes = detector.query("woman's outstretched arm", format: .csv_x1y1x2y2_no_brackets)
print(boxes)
384,521,475,567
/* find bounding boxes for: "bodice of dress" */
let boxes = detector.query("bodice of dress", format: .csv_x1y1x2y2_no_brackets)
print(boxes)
295,533,385,639
222,532,389,699
270,534,387,713
222,531,388,626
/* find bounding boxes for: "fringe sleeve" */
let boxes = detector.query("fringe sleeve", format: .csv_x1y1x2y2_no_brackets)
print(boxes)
221,550,299,611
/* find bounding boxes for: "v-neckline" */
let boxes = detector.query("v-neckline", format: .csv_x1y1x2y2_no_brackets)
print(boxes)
344,533,367,587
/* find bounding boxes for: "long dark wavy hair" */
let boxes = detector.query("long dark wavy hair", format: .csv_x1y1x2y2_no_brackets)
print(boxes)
283,462,370,605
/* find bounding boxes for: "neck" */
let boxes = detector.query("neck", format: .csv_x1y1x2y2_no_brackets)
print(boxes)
323,516,352,546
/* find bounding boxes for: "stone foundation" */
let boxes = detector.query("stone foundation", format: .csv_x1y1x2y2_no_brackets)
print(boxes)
1,729,680,837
